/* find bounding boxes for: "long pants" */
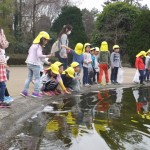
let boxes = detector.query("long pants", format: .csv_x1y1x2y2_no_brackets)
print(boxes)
0,81,6,102
144,69,149,81
98,64,109,83
83,67,89,84
139,70,145,84
111,67,119,82
93,67,97,82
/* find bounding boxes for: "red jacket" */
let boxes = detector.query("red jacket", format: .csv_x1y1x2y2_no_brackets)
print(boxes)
135,57,145,70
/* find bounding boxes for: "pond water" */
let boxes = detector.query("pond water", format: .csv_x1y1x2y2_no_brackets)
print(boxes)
8,86,150,150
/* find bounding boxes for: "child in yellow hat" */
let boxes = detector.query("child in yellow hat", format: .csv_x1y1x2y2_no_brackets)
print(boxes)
135,51,146,85
61,67,75,91
70,62,81,92
98,41,110,85
20,31,52,98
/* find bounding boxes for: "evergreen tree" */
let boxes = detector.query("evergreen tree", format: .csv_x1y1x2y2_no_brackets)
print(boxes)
52,6,87,48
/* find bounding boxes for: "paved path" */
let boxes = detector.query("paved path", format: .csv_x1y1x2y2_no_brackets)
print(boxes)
7,67,136,97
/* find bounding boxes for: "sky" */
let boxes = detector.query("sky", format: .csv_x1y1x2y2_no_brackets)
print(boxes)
73,0,150,11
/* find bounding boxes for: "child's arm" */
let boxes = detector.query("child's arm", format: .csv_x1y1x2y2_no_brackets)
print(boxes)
61,45,71,53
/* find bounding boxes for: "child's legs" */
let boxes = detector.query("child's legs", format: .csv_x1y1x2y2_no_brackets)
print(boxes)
114,67,119,82
93,68,96,82
60,58,68,70
111,68,115,81
83,67,89,84
145,69,149,80
23,64,33,92
98,64,104,83
139,70,145,84
97,72,99,83
0,81,6,102
5,87,9,96
33,65,41,93
103,64,109,83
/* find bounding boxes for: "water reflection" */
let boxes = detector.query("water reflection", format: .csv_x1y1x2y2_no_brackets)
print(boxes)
133,87,150,120
8,87,150,150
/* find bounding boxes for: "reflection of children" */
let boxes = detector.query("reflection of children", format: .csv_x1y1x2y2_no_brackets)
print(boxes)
145,49,150,82
110,45,121,84
98,41,110,85
83,43,92,86
135,51,146,85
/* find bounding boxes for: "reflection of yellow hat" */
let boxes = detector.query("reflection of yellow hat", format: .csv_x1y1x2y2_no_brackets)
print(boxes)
54,61,63,67
136,51,146,57
70,62,79,68
75,43,83,55
113,45,120,50
46,64,59,74
100,41,108,52
33,31,50,44
146,49,150,54
66,67,75,78
46,120,59,132
95,47,100,52
83,43,91,53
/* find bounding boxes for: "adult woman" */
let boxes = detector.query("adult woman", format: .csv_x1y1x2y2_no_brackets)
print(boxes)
20,31,51,98
58,24,72,70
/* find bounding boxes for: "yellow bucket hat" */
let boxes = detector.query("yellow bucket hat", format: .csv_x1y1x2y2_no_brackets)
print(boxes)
95,47,100,52
33,31,50,44
66,67,75,78
113,45,120,50
74,43,83,55
70,62,79,68
100,41,108,52
83,43,91,53
136,51,146,57
45,64,59,74
54,61,63,67
146,49,150,54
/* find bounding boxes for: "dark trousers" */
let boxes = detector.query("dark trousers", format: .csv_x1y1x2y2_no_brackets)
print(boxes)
93,67,97,82
5,88,9,96
144,69,149,81
139,70,145,84
83,67,89,84
0,82,6,102
60,57,68,70
111,67,119,82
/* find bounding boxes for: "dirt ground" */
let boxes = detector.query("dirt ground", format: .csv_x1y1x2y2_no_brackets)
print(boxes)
6,66,136,97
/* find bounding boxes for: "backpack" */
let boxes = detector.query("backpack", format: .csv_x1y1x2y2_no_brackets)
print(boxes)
50,40,60,56
0,29,9,49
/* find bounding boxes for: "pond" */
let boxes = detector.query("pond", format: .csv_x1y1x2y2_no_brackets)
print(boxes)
8,86,150,150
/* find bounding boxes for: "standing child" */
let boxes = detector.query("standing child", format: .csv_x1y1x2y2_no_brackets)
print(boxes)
98,41,110,85
70,62,81,92
94,47,100,83
135,51,146,85
110,45,122,84
90,48,96,84
0,27,10,108
144,49,150,82
83,43,92,86
20,31,52,98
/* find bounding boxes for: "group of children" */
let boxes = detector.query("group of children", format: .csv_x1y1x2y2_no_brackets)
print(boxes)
5,29,150,108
